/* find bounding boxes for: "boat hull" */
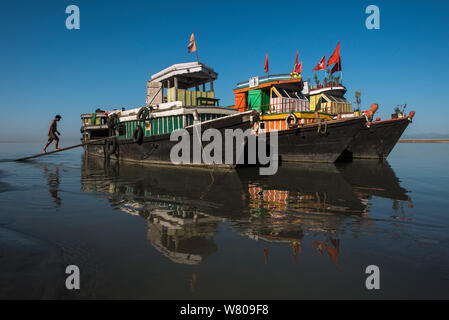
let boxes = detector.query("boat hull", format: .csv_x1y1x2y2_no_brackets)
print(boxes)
84,112,253,168
343,117,410,159
273,116,366,163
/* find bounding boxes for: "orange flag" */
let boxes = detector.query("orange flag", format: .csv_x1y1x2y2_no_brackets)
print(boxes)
264,53,269,74
328,42,340,66
313,56,326,71
187,33,197,53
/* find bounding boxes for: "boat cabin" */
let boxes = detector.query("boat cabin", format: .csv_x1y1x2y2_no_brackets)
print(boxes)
147,61,219,107
232,74,333,133
233,74,309,114
81,62,240,143
307,80,353,114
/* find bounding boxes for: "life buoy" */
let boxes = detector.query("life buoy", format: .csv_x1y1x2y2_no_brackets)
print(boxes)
285,113,298,129
107,114,119,129
137,107,149,121
133,125,144,144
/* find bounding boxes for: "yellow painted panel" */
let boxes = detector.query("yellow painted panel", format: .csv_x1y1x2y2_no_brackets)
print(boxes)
191,91,197,106
167,87,176,102
177,89,185,106
185,90,191,106
261,112,332,121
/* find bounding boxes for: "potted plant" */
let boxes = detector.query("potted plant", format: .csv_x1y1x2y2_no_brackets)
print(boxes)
354,90,362,112
392,103,407,119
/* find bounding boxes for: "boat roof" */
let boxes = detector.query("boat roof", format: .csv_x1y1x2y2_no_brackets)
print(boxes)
233,74,304,94
150,62,218,89
308,84,347,97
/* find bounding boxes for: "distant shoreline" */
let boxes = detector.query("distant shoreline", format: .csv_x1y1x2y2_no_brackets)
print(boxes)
399,139,449,143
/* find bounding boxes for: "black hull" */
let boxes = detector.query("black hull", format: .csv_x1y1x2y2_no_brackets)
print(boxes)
85,112,252,168
336,159,409,201
274,116,366,163
343,117,410,159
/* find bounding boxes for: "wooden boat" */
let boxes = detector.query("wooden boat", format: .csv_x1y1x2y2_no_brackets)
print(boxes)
342,114,415,159
306,79,415,159
232,74,366,162
80,62,257,168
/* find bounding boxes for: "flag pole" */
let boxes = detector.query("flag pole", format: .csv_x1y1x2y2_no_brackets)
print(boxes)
340,47,342,84
194,31,199,62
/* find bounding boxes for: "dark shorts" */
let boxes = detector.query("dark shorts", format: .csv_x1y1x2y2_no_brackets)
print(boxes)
48,132,59,142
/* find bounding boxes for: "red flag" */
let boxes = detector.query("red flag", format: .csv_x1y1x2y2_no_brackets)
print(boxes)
313,56,326,71
326,244,339,268
187,33,196,53
331,58,341,74
292,50,302,74
295,61,302,74
264,53,269,74
327,42,340,66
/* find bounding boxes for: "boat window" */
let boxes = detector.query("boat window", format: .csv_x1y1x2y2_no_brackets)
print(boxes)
271,87,281,99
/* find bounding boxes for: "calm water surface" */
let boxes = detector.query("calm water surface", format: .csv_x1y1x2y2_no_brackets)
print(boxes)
0,142,448,299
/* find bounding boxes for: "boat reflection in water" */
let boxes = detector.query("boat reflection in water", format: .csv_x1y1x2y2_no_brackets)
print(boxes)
81,154,411,267
81,154,247,265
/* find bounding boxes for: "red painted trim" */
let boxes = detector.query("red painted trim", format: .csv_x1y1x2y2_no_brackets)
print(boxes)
370,117,408,125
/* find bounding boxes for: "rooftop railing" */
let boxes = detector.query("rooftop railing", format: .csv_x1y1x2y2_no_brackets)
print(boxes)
236,74,299,87
309,81,344,90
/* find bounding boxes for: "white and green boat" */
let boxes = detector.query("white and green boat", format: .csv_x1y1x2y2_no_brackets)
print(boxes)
81,62,256,168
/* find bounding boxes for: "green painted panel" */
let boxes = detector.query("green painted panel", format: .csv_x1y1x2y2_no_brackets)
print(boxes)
174,116,179,130
247,89,270,112
168,116,173,132
248,90,262,111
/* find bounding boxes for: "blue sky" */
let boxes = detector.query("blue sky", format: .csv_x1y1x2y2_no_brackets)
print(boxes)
1,0,448,141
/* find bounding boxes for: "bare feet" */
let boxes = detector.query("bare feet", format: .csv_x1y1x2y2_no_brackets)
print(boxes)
55,148,61,151
42,149,47,153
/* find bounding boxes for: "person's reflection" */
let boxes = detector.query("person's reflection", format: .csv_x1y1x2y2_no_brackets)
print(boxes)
42,165,61,207
291,241,301,266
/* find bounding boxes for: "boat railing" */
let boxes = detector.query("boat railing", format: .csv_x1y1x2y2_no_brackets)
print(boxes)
309,81,343,90
270,97,310,113
236,74,296,87
236,97,310,114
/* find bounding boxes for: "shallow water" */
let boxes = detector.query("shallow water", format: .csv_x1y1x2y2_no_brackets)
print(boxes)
0,142,448,299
